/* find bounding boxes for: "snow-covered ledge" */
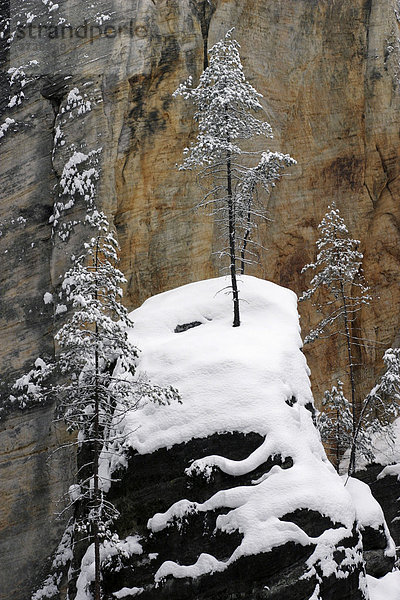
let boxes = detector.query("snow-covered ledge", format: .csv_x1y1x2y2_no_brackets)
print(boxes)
102,276,369,598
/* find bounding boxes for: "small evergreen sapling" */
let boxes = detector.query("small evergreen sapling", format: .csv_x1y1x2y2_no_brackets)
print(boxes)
348,347,400,473
318,381,373,473
366,347,400,423
300,203,371,473
174,28,294,326
318,381,353,472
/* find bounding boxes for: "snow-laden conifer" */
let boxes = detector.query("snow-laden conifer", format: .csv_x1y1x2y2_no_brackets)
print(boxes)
366,347,400,420
31,211,179,600
301,203,371,474
318,381,373,473
318,381,353,472
347,347,400,474
301,203,371,342
174,28,294,326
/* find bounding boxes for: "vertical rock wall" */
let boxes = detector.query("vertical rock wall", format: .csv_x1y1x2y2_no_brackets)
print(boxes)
0,1,400,598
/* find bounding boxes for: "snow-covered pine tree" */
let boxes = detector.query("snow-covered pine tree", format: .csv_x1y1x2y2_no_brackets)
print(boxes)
53,211,179,600
300,203,371,474
174,28,294,326
318,380,373,473
54,212,138,600
366,347,400,422
318,381,353,472
348,347,400,473
28,211,179,600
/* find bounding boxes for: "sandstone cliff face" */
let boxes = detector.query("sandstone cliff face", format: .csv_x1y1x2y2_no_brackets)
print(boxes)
1,1,400,598
0,407,75,599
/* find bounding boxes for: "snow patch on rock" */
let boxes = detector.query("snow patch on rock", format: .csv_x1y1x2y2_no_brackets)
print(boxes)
344,477,395,558
104,276,365,589
367,571,400,600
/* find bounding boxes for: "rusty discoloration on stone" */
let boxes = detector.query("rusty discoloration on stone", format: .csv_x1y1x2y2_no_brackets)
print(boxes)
1,1,400,597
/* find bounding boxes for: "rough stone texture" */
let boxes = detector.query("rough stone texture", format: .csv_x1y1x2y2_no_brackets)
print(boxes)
101,433,365,600
355,464,400,548
361,523,395,577
1,0,400,598
0,406,75,599
232,0,400,406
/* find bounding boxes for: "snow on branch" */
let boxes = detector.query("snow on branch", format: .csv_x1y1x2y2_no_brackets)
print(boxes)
173,28,272,169
31,210,180,599
0,61,39,141
50,148,102,240
174,28,295,326
300,202,371,344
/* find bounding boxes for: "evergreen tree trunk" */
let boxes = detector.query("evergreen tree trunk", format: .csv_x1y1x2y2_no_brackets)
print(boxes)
93,356,101,600
93,453,101,600
93,240,101,600
340,282,357,474
336,407,340,473
226,143,240,327
240,202,251,275
346,394,373,483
